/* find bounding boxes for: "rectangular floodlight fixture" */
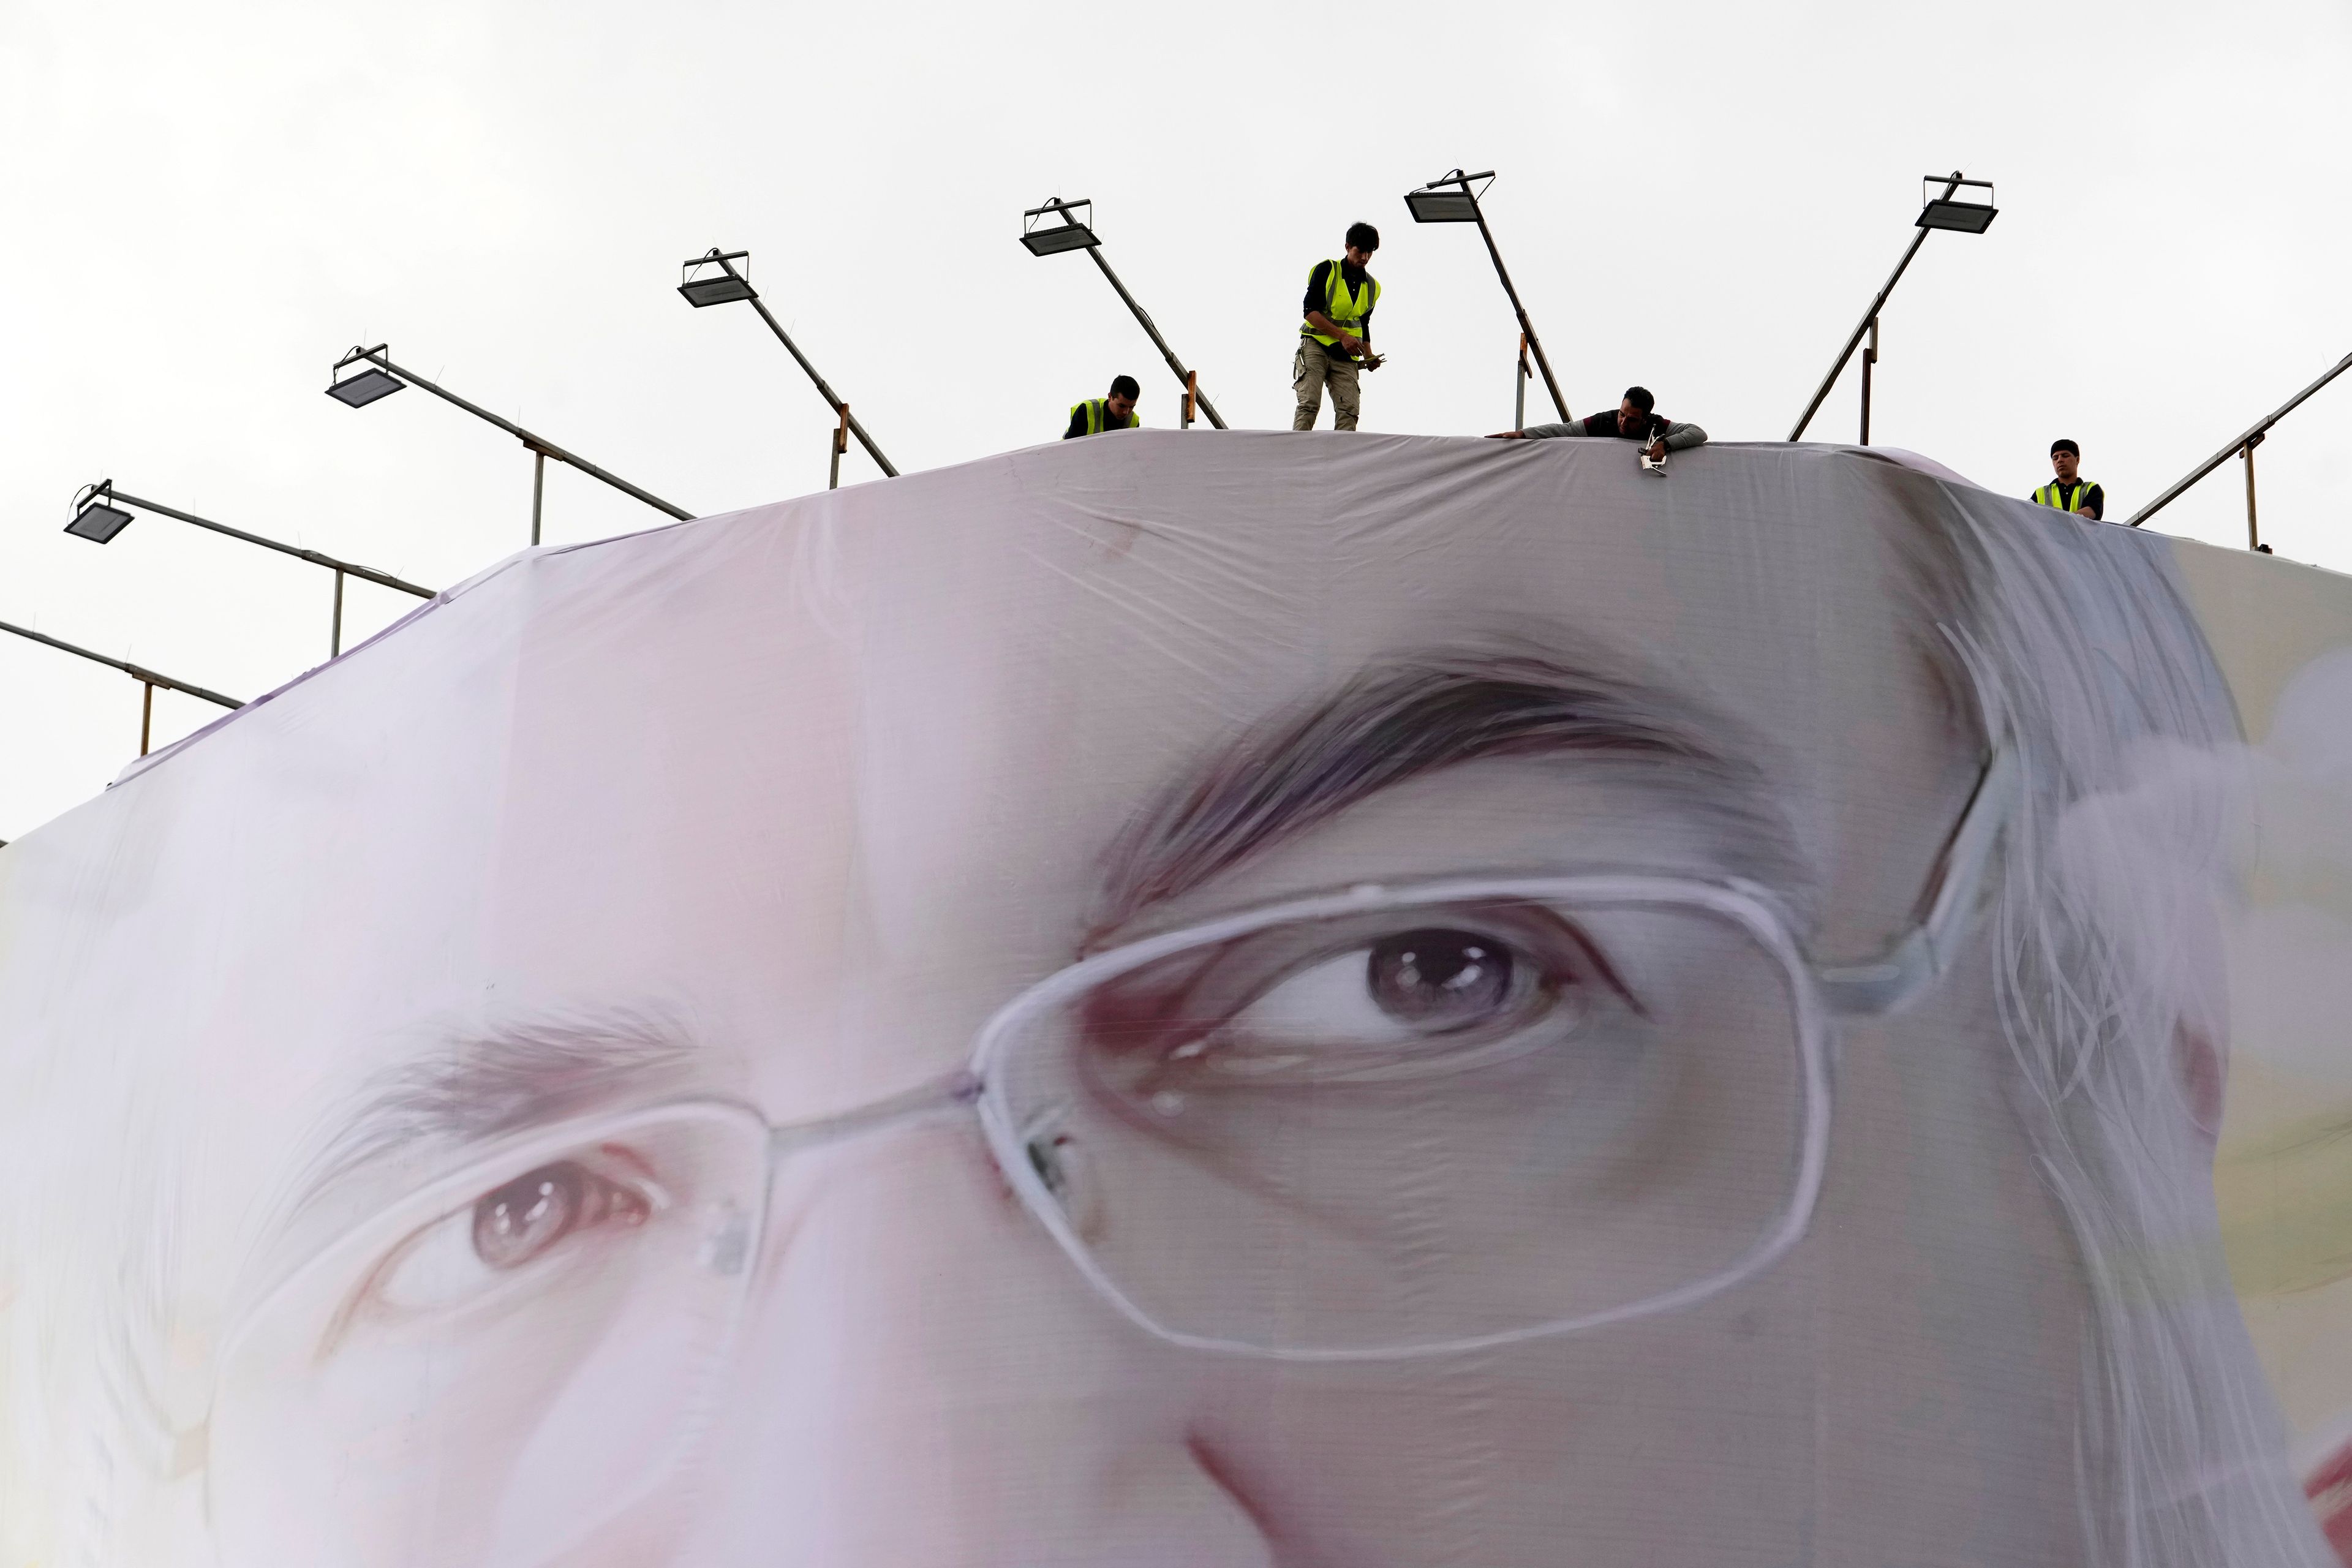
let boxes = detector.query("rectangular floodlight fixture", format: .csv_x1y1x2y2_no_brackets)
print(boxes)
1405,169,1494,223
1021,198,1098,256
1917,173,1997,233
1405,188,1480,223
326,366,405,408
66,499,133,543
679,273,756,306
1021,225,1099,255
1918,198,1997,233
679,249,758,307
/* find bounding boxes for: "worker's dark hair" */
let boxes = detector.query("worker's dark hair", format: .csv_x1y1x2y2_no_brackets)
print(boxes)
1624,386,1656,415
2051,437,2081,456
1345,221,1380,253
1109,375,1141,401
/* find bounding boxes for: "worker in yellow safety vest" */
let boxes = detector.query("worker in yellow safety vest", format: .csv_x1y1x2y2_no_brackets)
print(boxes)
1065,375,1141,439
1294,222,1385,432
2030,439,2105,520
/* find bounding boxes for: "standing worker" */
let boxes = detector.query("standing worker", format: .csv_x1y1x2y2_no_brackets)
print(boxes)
1065,375,1142,439
2030,439,2104,520
1294,223,1384,432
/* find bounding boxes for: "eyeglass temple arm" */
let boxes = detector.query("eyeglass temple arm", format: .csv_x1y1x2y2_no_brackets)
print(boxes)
1815,744,2019,1017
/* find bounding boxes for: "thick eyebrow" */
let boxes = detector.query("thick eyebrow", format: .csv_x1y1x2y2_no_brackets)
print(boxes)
287,1015,703,1216
1096,650,1799,931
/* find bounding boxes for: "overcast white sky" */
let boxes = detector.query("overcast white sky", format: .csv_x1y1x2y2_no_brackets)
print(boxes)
2,0,2349,841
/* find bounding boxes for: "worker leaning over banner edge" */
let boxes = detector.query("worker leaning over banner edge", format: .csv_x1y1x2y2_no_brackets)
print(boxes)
1065,375,1142,439
1294,222,1384,432
1489,386,1708,469
2030,439,2104,521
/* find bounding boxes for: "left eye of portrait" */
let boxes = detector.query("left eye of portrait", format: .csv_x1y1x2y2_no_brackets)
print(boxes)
367,1157,655,1315
1365,927,1513,1027
474,1162,649,1269
208,1102,772,1566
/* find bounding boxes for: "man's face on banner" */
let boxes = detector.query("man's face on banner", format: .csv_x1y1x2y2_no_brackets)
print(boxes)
148,451,2098,1567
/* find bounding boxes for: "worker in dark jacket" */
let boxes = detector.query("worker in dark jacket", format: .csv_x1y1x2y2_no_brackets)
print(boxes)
1294,223,1384,432
1065,376,1141,439
1488,386,1708,462
2030,439,2103,519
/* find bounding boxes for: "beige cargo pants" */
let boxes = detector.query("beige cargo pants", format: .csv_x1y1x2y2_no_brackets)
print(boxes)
1292,338,1362,431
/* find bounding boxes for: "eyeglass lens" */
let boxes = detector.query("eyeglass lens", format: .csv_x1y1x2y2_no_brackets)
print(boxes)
995,895,1811,1353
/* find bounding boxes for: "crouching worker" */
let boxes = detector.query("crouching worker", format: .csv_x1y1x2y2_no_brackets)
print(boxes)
1066,376,1142,439
1489,386,1707,465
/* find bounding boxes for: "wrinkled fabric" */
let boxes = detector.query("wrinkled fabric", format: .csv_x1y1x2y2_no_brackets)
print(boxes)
0,431,2348,1568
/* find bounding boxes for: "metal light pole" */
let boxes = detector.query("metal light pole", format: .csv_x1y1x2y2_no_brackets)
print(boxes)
677,249,898,485
327,345,693,541
1020,198,1226,429
1515,333,1531,432
2125,348,2352,549
1404,169,1569,424
0,618,242,756
1789,172,1998,443
69,481,436,658
2243,433,2263,549
1858,317,1879,445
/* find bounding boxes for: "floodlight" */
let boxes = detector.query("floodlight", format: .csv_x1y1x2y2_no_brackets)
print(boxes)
1017,194,1227,429
679,249,758,307
1021,198,1099,256
1022,225,1098,255
1405,187,1480,222
326,361,405,407
66,489,132,543
59,481,438,657
678,249,901,480
1404,169,1492,222
322,342,692,526
1917,200,1997,233
1398,168,1566,423
1787,170,1997,442
1917,175,1997,233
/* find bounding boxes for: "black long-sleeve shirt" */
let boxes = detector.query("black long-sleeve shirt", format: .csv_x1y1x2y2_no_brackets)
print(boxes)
1522,413,1708,450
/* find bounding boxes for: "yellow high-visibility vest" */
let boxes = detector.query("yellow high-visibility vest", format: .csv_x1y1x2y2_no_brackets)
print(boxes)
1301,261,1381,353
1070,398,1139,435
2032,480,2100,513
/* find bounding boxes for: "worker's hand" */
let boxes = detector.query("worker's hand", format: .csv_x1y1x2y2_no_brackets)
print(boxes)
1645,439,1668,461
1360,353,1385,371
1487,430,1529,439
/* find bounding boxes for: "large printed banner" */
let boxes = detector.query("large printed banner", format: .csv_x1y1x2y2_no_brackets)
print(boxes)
4,431,2352,1566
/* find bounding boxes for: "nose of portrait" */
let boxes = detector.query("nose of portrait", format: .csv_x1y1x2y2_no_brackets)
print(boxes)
676,1120,1276,1567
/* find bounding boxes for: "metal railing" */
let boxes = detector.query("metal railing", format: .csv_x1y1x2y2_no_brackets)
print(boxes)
0,619,242,756
2125,350,2352,549
78,482,435,655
